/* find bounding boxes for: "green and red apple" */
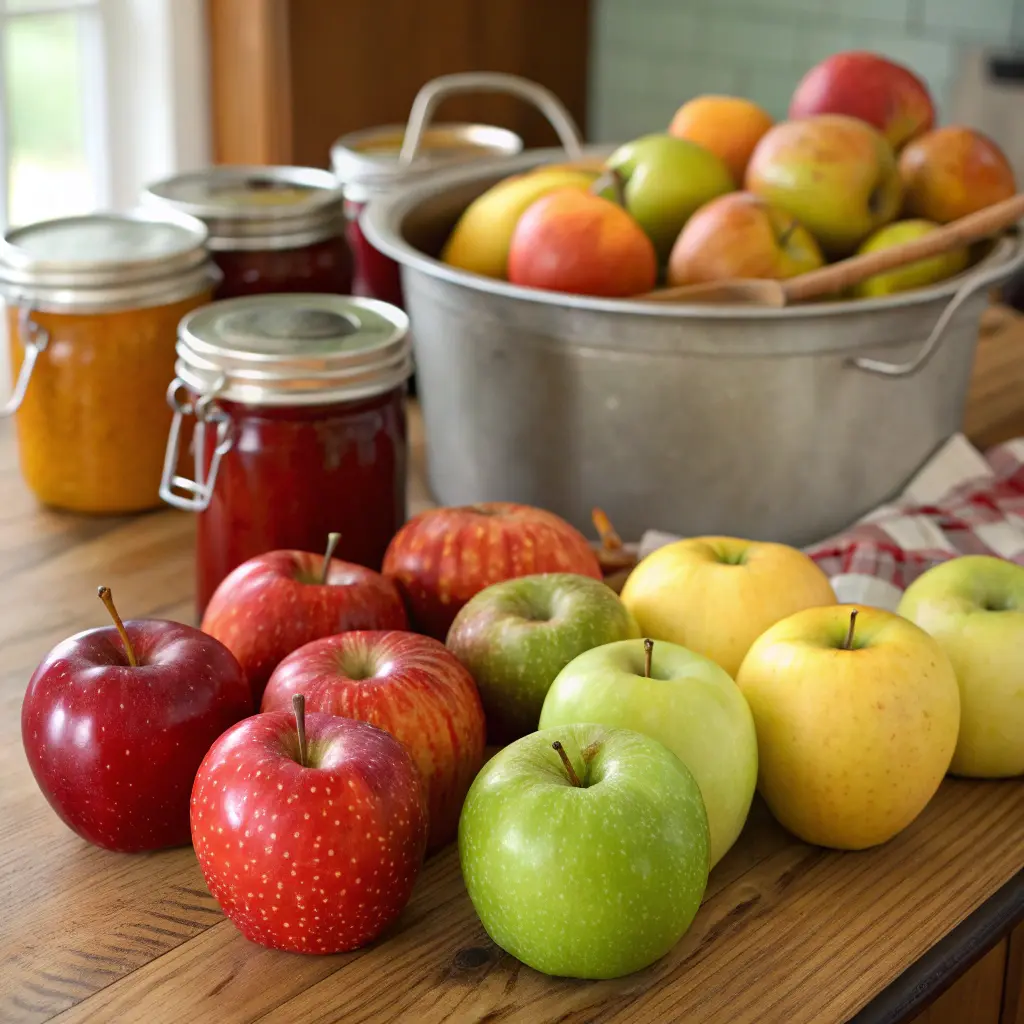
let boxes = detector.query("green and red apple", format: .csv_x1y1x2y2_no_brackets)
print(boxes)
446,572,639,744
898,555,1024,778
853,219,969,298
746,114,902,255
606,133,735,261
539,637,757,868
620,535,837,679
736,605,961,849
458,723,709,979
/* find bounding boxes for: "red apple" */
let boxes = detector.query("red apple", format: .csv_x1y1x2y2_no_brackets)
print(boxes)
200,534,408,705
21,586,251,853
382,502,604,641
506,188,658,297
191,697,428,954
261,630,486,850
789,51,935,151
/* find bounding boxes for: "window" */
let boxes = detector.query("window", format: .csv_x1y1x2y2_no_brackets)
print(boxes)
0,0,210,230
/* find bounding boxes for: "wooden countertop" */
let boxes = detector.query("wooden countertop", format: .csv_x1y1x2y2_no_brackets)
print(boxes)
2,308,1024,1024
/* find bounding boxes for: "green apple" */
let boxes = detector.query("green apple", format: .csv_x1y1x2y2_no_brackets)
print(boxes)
446,573,639,744
606,133,735,261
458,723,709,979
736,605,960,849
898,556,1024,778
853,219,970,298
539,637,757,868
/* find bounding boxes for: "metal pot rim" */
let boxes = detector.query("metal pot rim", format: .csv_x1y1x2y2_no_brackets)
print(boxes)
361,145,1024,322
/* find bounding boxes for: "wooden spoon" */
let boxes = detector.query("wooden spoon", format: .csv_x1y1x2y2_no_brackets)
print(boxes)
636,192,1024,308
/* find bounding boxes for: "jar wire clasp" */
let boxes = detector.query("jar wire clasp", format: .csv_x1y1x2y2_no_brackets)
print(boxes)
159,377,234,512
1,306,49,417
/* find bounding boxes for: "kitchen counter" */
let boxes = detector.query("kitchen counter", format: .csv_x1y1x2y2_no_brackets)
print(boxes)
1,308,1023,1024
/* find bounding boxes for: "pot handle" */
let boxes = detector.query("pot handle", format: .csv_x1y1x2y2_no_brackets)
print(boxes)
849,233,1024,379
398,72,584,165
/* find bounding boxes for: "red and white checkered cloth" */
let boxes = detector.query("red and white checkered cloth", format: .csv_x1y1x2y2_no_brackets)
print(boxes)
638,434,1024,611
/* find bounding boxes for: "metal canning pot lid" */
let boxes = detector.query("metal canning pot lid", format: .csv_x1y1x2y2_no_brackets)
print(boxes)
0,209,216,312
142,166,345,251
176,293,412,405
332,122,523,202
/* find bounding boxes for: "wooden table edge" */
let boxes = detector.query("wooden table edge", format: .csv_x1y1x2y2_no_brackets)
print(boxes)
851,869,1024,1023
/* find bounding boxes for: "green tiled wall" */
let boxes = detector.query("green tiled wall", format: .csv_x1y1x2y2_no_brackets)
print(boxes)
589,0,1024,141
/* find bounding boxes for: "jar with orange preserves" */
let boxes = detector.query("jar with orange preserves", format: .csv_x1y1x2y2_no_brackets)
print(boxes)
0,210,218,513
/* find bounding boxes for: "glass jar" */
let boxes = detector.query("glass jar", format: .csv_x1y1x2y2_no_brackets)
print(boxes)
159,293,412,618
0,210,218,513
142,166,352,300
331,122,523,307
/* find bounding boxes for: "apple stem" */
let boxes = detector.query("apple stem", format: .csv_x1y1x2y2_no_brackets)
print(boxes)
842,609,859,651
97,586,138,668
777,219,799,249
321,532,341,585
644,637,654,678
591,507,623,553
292,693,308,768
590,167,626,208
551,741,582,788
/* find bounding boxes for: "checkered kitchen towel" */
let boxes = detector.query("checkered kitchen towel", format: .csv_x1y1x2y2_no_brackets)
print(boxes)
637,433,1024,612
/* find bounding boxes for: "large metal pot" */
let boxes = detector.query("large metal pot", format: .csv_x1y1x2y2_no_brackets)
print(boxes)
362,147,1024,545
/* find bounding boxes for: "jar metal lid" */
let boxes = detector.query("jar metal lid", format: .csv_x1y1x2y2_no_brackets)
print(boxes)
0,209,217,313
176,293,412,406
142,166,345,252
331,122,523,202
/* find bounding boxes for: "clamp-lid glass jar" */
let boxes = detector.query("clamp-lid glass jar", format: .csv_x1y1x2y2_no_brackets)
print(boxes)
142,166,352,300
0,209,218,513
160,293,412,618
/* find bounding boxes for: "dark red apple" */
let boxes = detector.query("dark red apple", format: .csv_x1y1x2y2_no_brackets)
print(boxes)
21,586,251,853
261,630,486,850
191,696,428,954
201,534,408,705
382,503,603,640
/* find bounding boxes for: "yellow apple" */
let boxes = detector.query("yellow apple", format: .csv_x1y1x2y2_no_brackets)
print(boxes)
736,604,961,849
441,166,599,279
853,219,970,298
898,555,1024,778
619,536,837,678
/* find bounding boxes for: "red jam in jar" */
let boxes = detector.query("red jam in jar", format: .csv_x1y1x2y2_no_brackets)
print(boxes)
142,166,352,300
159,294,412,618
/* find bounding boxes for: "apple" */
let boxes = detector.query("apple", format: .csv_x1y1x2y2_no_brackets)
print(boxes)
667,191,824,286
897,555,1024,778
746,114,902,255
191,695,428,953
852,219,970,298
445,572,639,744
382,502,603,642
260,629,486,850
442,166,599,279
201,533,408,705
506,188,658,297
458,722,709,979
899,126,1017,224
789,51,935,151
736,605,960,849
21,586,251,853
668,95,774,185
619,535,837,679
605,133,736,262
539,637,757,868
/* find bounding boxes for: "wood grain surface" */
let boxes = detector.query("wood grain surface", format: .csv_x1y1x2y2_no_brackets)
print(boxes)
1,316,1024,1022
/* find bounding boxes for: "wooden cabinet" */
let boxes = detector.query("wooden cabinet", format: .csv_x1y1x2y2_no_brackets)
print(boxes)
207,0,591,168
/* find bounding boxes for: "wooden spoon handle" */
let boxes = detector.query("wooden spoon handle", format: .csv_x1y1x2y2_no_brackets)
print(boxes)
782,193,1024,302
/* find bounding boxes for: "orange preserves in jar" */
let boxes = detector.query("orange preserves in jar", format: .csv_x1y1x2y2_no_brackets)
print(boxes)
1,211,218,513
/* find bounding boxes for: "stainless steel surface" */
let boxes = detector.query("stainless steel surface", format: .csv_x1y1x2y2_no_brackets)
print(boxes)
175,292,412,406
142,166,345,251
0,209,217,312
0,307,47,417
362,147,1024,546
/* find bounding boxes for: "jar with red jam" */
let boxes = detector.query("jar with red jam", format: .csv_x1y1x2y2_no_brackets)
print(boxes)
142,166,352,300
159,293,411,618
